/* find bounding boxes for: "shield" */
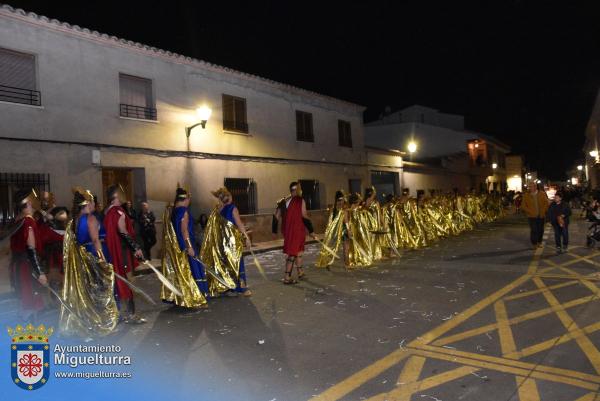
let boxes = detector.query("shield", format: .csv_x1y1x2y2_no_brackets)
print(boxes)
11,343,50,390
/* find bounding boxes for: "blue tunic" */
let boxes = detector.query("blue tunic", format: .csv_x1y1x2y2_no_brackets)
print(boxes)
76,213,110,259
172,206,208,295
220,203,247,292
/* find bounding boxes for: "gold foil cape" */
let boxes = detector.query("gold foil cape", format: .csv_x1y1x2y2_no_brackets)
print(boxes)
161,207,207,308
315,194,504,268
315,208,345,268
59,220,118,337
199,207,242,296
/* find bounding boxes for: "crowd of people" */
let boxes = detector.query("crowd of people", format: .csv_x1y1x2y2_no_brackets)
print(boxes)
8,182,504,338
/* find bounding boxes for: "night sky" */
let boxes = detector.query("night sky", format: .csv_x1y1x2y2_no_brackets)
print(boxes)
5,1,600,180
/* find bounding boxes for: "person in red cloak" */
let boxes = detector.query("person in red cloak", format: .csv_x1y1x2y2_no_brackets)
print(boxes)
9,189,48,320
103,185,145,324
274,182,316,284
38,206,68,290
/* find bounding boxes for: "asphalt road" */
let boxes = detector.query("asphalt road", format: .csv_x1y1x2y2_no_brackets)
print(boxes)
4,213,600,401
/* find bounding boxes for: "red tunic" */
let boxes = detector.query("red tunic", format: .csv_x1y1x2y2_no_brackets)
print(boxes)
104,206,138,300
38,222,64,272
10,216,45,312
282,196,306,256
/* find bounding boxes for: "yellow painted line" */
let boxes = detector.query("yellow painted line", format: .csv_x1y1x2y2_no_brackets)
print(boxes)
495,300,517,355
409,347,600,391
574,392,599,401
516,377,541,401
506,321,600,360
527,244,544,274
364,365,479,401
504,279,579,301
310,349,412,401
533,277,600,375
394,355,426,401
413,344,600,385
532,274,600,281
432,294,597,347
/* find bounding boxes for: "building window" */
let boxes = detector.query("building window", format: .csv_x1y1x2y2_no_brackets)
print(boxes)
119,73,156,120
296,111,314,142
222,94,248,133
338,120,352,148
224,178,257,215
299,179,320,210
0,172,50,229
0,48,40,106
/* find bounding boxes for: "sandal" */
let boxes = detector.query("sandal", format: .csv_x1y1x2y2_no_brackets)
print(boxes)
297,266,306,280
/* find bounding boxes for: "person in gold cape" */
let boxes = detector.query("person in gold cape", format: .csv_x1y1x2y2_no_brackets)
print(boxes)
60,187,118,337
161,186,208,308
200,187,250,297
345,193,373,268
363,187,385,261
315,190,347,268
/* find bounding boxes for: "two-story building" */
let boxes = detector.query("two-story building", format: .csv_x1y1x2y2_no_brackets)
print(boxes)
365,105,511,196
0,5,403,243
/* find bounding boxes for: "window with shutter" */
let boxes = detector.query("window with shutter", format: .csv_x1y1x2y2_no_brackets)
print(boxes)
224,178,257,214
338,120,352,147
296,111,314,142
0,47,40,106
299,179,320,210
119,73,156,120
222,94,248,133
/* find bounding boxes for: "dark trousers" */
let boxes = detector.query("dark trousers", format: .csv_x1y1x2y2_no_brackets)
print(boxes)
141,233,156,260
552,223,569,248
528,217,545,245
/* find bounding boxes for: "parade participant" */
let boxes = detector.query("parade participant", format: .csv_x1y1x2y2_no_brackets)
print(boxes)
201,187,251,296
274,182,316,284
363,187,384,260
60,187,118,336
138,201,157,260
161,186,208,308
104,185,146,323
345,193,373,268
521,184,549,249
10,189,47,320
38,206,68,290
93,195,105,222
316,190,347,268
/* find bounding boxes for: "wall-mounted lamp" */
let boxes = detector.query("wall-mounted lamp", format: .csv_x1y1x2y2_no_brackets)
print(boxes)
577,165,583,171
492,163,498,169
590,150,599,158
185,106,212,138
407,141,417,153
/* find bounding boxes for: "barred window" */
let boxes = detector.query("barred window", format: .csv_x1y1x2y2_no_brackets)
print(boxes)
0,172,50,227
0,47,40,106
224,178,257,215
222,94,248,133
296,110,314,142
119,73,156,120
338,120,352,148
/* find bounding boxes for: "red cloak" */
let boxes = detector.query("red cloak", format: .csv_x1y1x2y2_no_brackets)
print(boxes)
38,222,64,272
104,206,138,300
282,196,306,256
10,216,44,312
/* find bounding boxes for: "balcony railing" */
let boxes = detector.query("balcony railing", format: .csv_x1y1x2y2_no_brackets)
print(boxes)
119,103,157,121
0,84,41,106
223,120,249,133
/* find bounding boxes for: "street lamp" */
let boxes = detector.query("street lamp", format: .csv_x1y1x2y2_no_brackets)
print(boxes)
577,165,583,171
492,163,498,169
407,141,417,154
185,106,212,138
590,150,599,158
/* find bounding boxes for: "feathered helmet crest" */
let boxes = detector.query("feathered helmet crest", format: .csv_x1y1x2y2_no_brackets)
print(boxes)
72,186,94,206
211,187,231,201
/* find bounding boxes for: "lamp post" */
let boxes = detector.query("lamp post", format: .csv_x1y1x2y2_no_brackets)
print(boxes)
185,106,212,138
407,141,417,162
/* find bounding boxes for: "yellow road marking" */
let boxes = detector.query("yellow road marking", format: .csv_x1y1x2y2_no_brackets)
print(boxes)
532,277,600,375
574,392,600,401
412,344,600,385
504,279,579,301
495,300,517,355
516,377,540,401
310,349,412,401
364,365,479,401
393,355,426,401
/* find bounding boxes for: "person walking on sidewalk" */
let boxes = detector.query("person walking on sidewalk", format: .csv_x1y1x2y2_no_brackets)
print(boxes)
521,184,549,249
547,192,571,254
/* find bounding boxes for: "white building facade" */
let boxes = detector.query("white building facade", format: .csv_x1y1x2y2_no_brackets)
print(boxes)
0,6,403,242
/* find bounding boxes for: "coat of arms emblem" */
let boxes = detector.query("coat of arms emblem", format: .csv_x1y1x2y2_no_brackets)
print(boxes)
8,323,53,390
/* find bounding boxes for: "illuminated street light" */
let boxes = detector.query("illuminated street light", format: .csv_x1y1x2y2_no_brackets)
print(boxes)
407,141,417,154
492,163,498,169
577,165,583,171
590,150,599,158
186,105,212,137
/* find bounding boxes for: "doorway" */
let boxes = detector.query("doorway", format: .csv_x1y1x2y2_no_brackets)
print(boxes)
101,167,147,206
370,171,399,202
